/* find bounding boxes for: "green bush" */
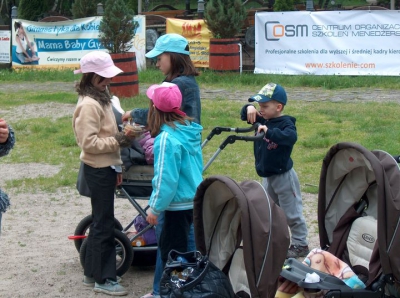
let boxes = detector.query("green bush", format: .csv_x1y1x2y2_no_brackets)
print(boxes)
18,0,52,21
204,0,247,39
98,0,138,53
72,0,98,19
274,0,295,11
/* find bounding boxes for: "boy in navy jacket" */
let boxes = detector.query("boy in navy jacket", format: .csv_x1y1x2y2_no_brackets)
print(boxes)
240,83,309,258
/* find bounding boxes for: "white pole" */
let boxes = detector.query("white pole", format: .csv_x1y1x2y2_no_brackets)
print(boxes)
138,0,142,13
238,43,242,74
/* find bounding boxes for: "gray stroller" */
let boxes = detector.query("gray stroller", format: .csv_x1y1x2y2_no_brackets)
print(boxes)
281,142,400,298
194,175,290,297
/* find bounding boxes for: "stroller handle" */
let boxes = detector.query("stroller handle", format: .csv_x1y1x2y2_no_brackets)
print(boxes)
203,123,265,172
218,130,265,150
201,123,261,149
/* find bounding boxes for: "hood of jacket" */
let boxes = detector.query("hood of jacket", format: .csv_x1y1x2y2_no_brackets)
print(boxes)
161,121,203,154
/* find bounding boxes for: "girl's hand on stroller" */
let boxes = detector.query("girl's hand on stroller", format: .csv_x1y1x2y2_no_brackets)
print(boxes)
122,111,132,122
247,105,261,124
258,125,268,134
116,173,122,186
146,210,158,225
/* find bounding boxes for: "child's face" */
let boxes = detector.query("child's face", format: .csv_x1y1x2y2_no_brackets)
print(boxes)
91,74,111,92
258,100,282,119
155,53,171,75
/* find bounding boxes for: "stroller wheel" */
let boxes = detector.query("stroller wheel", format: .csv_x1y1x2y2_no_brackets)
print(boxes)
79,229,134,277
73,215,123,252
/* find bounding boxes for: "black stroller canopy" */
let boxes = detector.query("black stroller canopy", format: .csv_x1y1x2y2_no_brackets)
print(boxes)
194,175,290,298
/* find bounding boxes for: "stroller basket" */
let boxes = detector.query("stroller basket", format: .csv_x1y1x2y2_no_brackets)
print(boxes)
117,165,153,198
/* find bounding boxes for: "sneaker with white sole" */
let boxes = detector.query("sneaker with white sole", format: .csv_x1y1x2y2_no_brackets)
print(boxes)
83,275,121,287
286,245,310,258
140,292,161,298
94,279,128,296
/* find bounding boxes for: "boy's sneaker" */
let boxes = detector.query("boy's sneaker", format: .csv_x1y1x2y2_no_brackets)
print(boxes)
287,245,310,258
140,292,161,298
94,279,128,296
83,275,121,287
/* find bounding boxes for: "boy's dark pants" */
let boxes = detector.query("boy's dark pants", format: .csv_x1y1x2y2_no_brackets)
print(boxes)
160,209,193,263
83,164,117,284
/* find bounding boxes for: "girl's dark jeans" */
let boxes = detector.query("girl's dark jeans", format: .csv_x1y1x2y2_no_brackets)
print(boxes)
83,164,117,284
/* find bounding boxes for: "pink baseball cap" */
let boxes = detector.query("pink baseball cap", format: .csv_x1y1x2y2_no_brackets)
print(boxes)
146,82,186,116
74,51,123,78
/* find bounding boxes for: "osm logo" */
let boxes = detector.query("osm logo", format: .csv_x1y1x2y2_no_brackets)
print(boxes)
265,22,308,41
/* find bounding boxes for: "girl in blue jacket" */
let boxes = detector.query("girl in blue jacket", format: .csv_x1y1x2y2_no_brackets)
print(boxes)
145,82,203,264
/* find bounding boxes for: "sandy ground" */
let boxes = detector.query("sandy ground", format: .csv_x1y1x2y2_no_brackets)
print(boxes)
5,82,397,297
0,176,319,298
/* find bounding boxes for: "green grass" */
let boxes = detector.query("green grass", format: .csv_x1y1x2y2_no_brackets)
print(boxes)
2,68,400,90
1,69,400,194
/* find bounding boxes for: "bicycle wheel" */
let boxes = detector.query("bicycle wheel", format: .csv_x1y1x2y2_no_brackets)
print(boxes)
73,215,123,252
79,229,134,277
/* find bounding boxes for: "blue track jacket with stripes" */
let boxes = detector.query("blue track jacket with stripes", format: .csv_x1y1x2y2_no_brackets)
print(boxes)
149,121,203,215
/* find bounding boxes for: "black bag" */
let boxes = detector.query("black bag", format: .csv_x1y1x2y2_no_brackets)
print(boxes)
160,250,235,298
76,161,91,197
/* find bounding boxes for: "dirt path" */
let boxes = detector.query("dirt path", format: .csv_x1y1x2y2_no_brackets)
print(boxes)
0,82,399,297
1,81,400,103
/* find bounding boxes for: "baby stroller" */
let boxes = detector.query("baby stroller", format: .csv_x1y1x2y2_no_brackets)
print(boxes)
69,102,158,274
280,142,400,298
193,175,290,297
69,163,157,276
70,123,271,277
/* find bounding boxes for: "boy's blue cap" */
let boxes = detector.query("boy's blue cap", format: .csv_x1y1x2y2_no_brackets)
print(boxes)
248,83,287,105
145,33,190,58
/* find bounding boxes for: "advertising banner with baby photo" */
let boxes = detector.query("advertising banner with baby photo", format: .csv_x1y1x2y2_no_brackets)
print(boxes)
254,10,400,75
11,16,146,70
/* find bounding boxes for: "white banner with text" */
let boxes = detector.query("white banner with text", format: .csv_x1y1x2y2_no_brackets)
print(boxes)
255,10,400,75
11,16,146,70
0,30,11,63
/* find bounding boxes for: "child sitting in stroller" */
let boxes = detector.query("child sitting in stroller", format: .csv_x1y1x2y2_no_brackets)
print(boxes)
111,95,154,169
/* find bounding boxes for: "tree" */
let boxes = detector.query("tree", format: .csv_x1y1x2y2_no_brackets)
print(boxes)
273,0,295,11
18,0,52,20
204,0,247,39
51,0,74,17
72,0,97,19
0,0,16,25
98,0,138,53
125,0,138,12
